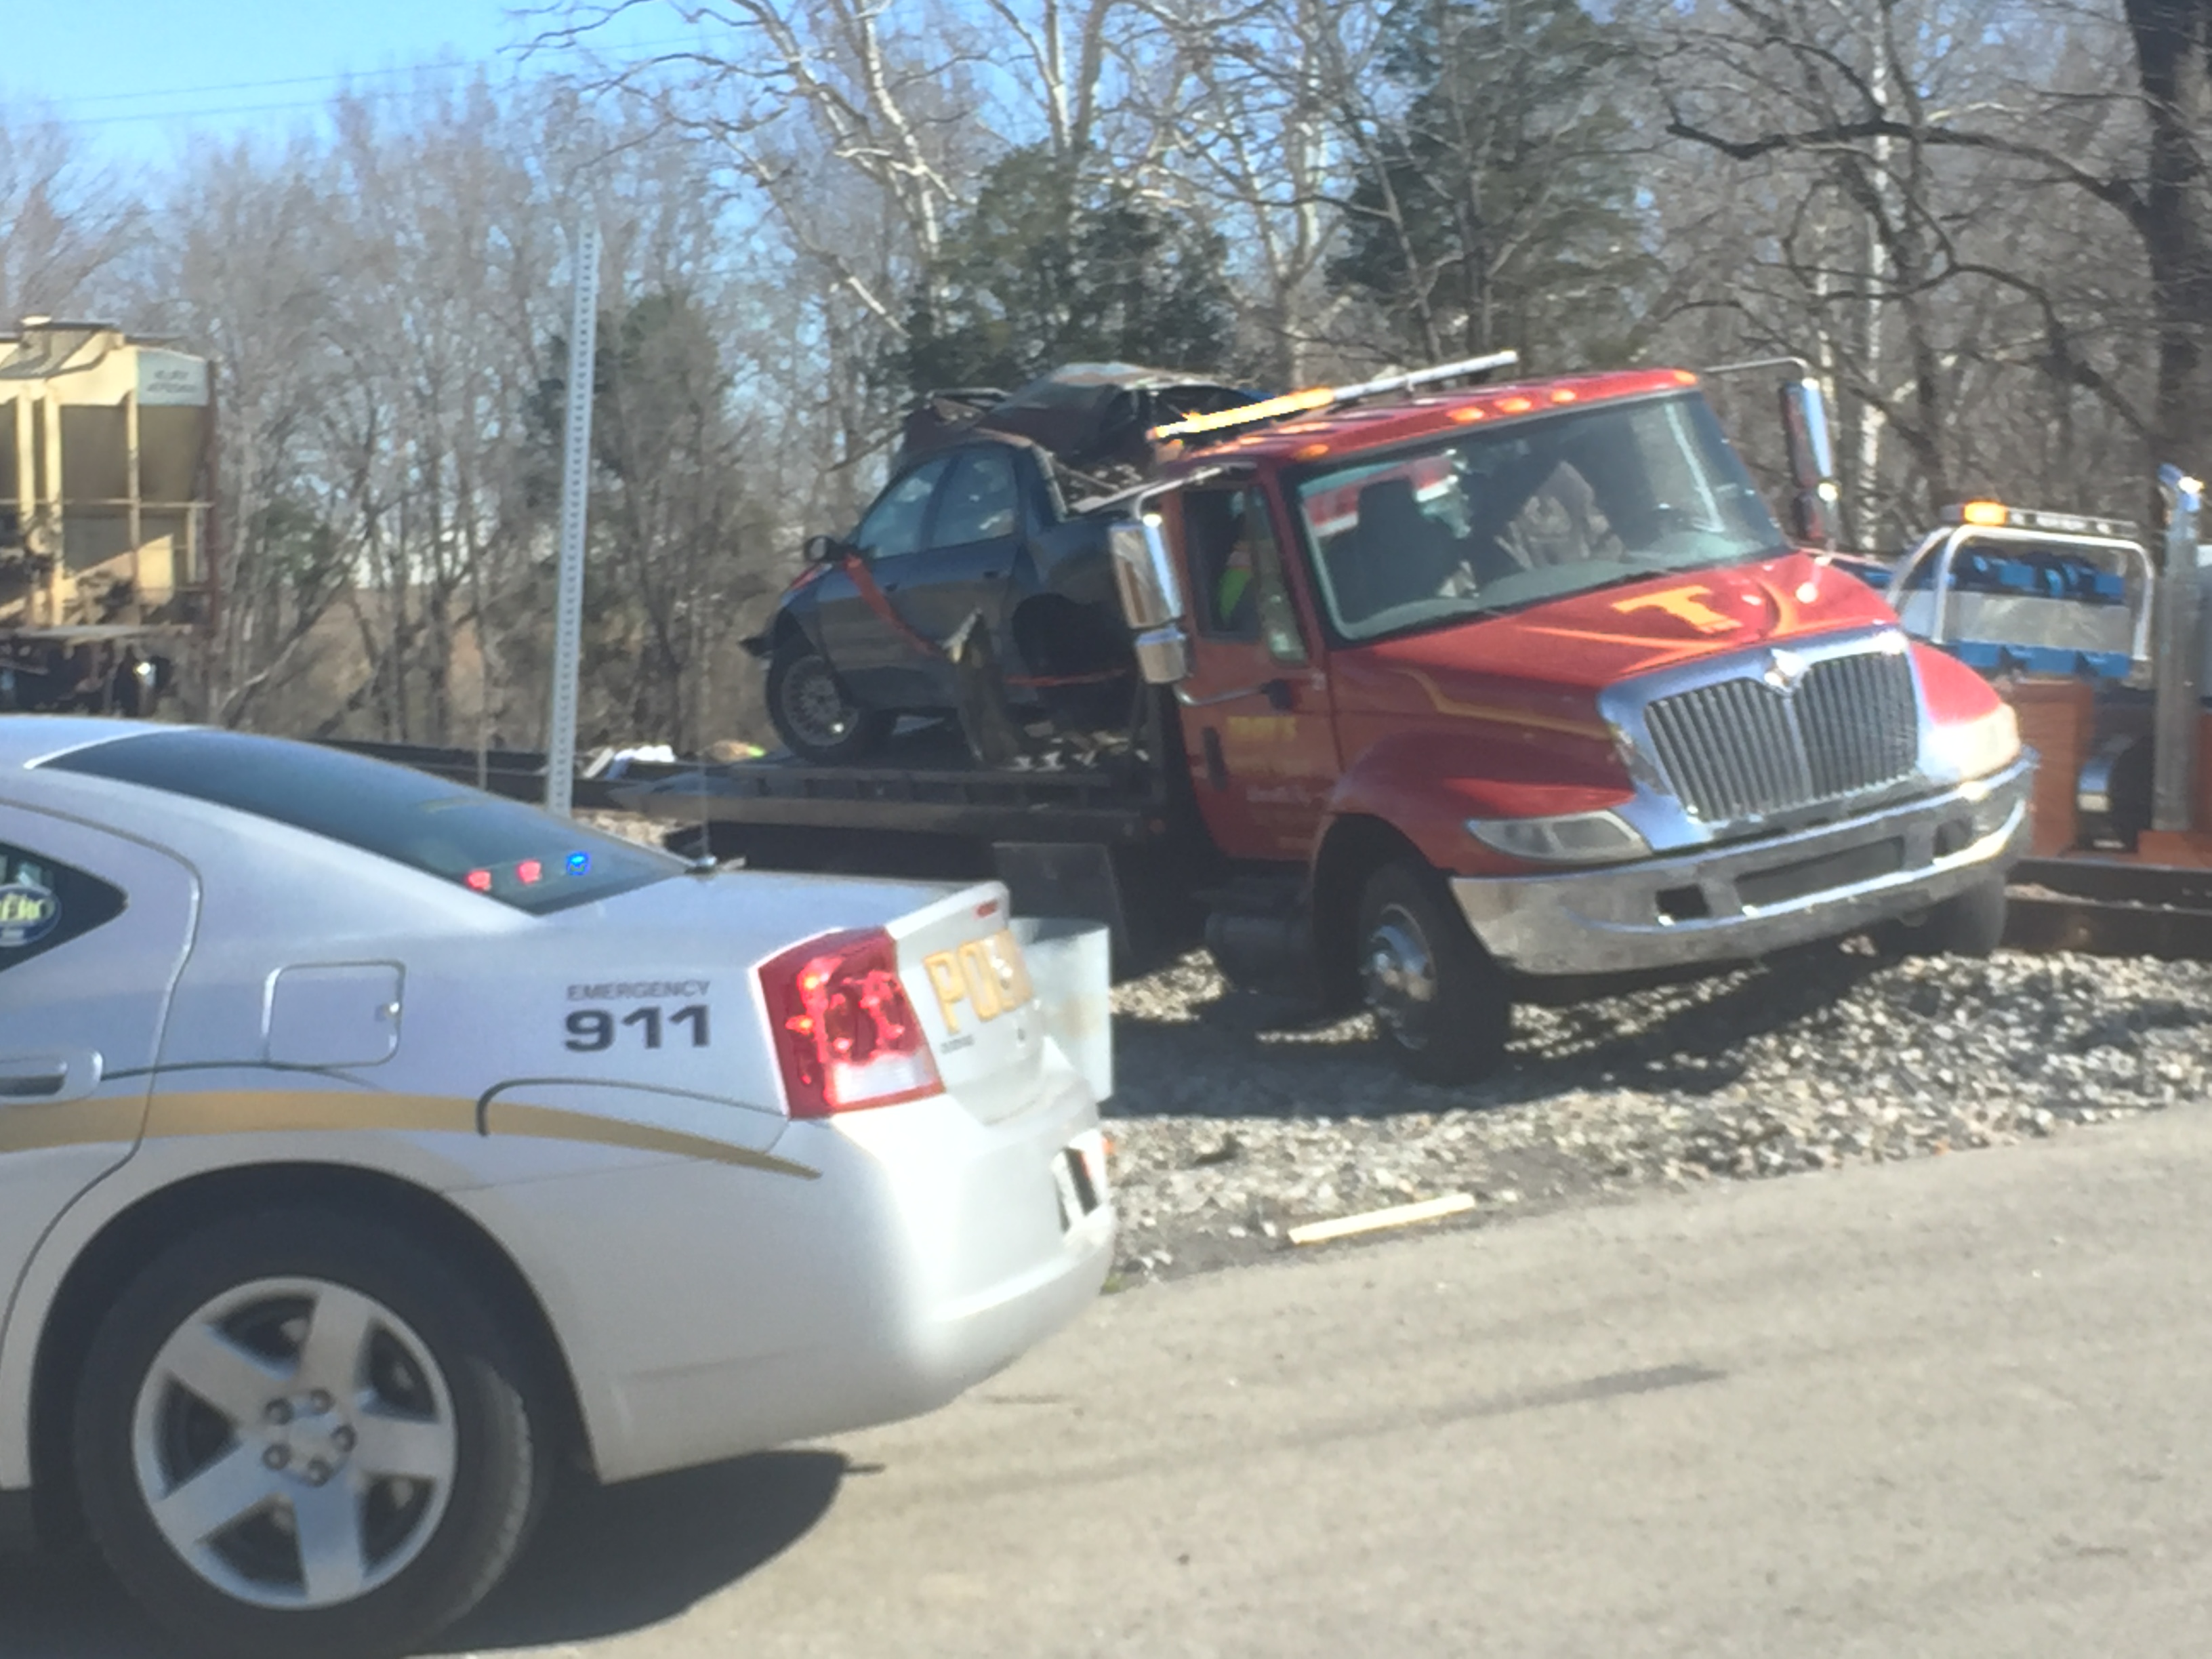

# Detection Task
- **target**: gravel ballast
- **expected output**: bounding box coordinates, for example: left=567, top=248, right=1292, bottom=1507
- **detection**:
left=582, top=813, right=2209, bottom=1284
left=1103, top=943, right=2212, bottom=1280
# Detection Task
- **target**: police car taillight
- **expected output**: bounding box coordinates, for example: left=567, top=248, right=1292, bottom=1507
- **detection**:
left=760, top=928, right=943, bottom=1118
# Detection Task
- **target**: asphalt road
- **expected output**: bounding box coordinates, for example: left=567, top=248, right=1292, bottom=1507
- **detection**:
left=10, top=1106, right=2212, bottom=1658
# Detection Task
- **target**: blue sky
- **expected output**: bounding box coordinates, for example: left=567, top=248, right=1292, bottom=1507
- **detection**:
left=5, top=1, right=671, bottom=164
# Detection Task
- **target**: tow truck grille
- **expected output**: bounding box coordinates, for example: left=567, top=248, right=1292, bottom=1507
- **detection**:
left=1643, top=649, right=1919, bottom=823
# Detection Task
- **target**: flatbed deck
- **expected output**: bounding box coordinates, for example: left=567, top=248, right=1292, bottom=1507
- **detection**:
left=614, top=751, right=1170, bottom=845
left=335, top=739, right=2212, bottom=962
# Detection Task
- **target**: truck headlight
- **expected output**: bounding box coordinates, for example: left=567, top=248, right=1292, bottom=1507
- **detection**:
left=1927, top=703, right=2021, bottom=781
left=1467, top=810, right=1650, bottom=864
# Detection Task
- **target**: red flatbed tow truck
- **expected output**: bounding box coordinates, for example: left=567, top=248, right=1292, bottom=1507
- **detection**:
left=620, top=355, right=2034, bottom=1080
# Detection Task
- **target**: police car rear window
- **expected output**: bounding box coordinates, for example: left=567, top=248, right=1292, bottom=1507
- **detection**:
left=41, top=729, right=682, bottom=915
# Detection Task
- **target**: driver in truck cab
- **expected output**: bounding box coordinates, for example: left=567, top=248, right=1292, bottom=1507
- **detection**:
left=1194, top=491, right=1264, bottom=636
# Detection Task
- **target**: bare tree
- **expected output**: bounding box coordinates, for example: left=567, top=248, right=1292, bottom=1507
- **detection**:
left=0, top=110, right=143, bottom=321
left=1131, top=0, right=1382, bottom=383
left=1658, top=0, right=2207, bottom=535
left=1, top=0, right=2183, bottom=752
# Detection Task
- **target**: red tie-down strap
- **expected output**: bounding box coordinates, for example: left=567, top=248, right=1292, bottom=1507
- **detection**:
left=838, top=553, right=1132, bottom=689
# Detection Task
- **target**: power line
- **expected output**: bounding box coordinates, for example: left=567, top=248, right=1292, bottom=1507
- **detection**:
left=63, top=88, right=461, bottom=129
left=56, top=56, right=501, bottom=107
left=28, top=32, right=703, bottom=129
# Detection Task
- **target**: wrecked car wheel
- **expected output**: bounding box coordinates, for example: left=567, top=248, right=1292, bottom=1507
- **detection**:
left=767, top=636, right=889, bottom=764
left=1357, top=862, right=1511, bottom=1085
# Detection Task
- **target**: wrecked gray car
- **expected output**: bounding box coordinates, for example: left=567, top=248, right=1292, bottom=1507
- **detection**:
left=746, top=364, right=1259, bottom=762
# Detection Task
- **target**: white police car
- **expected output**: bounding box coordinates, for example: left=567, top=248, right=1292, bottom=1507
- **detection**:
left=0, top=718, right=1111, bottom=1658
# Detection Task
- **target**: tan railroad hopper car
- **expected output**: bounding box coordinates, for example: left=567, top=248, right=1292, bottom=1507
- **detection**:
left=0, top=318, right=213, bottom=713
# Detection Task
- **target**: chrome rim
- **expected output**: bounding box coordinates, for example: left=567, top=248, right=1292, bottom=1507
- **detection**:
left=1364, top=902, right=1439, bottom=1048
left=783, top=655, right=859, bottom=749
left=130, top=1277, right=458, bottom=1611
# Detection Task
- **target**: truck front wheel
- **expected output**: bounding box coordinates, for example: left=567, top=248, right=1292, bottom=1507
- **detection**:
left=1356, top=862, right=1512, bottom=1084
left=1886, top=874, right=2009, bottom=958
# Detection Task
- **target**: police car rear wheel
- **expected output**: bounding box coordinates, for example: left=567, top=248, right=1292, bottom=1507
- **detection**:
left=75, top=1208, right=548, bottom=1659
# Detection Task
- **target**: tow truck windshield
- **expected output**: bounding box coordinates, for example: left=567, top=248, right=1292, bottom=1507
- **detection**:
left=1294, top=392, right=1784, bottom=642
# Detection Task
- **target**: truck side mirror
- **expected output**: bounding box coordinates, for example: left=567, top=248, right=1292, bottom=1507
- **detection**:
left=802, top=533, right=848, bottom=565
left=1778, top=377, right=1841, bottom=551
left=1787, top=490, right=1837, bottom=547
left=1109, top=514, right=1194, bottom=686
left=1108, top=515, right=1185, bottom=628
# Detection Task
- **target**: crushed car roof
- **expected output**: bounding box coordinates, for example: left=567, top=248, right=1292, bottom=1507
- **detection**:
left=896, top=363, right=1266, bottom=482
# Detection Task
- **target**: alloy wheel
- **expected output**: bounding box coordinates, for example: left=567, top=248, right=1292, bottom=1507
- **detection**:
left=129, top=1277, right=459, bottom=1611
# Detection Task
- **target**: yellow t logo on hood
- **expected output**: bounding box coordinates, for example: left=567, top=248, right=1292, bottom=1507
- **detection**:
left=1611, top=584, right=1740, bottom=634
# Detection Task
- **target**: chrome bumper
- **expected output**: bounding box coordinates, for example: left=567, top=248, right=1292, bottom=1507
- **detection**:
left=1451, top=757, right=2033, bottom=977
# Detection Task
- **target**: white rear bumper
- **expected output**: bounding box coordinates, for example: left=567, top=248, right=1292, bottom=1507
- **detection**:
left=469, top=1065, right=1112, bottom=1486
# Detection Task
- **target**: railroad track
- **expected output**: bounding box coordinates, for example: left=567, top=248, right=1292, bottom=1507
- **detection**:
left=2004, top=858, right=2212, bottom=961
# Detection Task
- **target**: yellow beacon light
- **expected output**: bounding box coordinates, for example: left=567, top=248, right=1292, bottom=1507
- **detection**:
left=1960, top=499, right=2009, bottom=527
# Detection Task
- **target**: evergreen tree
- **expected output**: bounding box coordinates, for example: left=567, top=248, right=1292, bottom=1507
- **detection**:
left=1330, top=0, right=1655, bottom=367
left=899, top=145, right=1237, bottom=392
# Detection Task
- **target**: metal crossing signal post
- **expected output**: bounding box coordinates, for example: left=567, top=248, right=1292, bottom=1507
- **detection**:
left=545, top=216, right=600, bottom=817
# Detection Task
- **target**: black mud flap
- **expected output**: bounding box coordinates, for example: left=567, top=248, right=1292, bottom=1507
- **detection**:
left=0, top=1486, right=35, bottom=1553
left=992, top=840, right=1130, bottom=961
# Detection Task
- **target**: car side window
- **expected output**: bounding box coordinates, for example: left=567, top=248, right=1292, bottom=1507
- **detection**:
left=930, top=449, right=1021, bottom=548
left=853, top=457, right=951, bottom=562
left=0, top=840, right=127, bottom=977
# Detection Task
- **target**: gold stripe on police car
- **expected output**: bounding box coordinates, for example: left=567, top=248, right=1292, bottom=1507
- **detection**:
left=922, top=927, right=1035, bottom=1033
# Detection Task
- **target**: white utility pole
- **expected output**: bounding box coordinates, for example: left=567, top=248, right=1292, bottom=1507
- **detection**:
left=1856, top=28, right=1890, bottom=551
left=545, top=214, right=600, bottom=817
